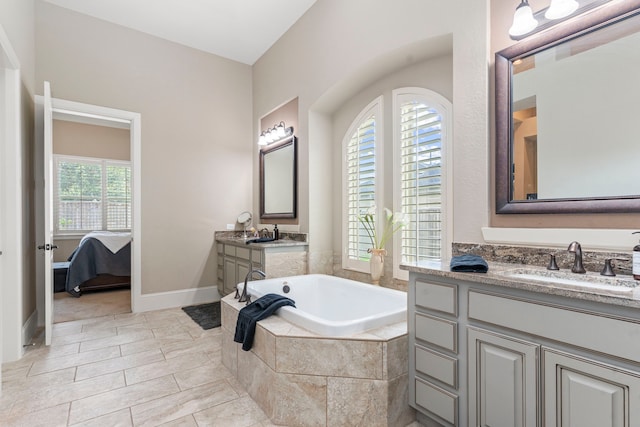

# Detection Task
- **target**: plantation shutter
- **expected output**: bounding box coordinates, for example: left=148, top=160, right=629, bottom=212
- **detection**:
left=55, top=156, right=131, bottom=233
left=399, top=101, right=443, bottom=263
left=346, top=115, right=376, bottom=262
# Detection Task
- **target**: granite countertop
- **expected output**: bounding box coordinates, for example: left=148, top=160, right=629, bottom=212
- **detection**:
left=215, top=235, right=308, bottom=248
left=401, top=260, right=640, bottom=309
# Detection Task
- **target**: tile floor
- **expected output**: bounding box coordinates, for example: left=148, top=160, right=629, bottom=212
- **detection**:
left=1, top=304, right=423, bottom=426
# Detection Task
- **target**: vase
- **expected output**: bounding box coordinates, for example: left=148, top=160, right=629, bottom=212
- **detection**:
left=368, top=248, right=387, bottom=285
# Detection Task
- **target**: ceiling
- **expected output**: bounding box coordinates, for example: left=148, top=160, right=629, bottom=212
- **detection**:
left=43, top=0, right=317, bottom=65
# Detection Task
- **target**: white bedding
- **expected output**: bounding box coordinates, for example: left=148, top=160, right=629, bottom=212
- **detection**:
left=80, top=231, right=131, bottom=254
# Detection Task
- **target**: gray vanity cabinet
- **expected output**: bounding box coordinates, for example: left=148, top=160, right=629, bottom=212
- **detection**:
left=467, top=327, right=538, bottom=427
left=409, top=271, right=640, bottom=427
left=216, top=239, right=307, bottom=297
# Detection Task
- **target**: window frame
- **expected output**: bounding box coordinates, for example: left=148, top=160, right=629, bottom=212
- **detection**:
left=341, top=96, right=384, bottom=273
left=392, top=88, right=453, bottom=281
left=53, top=154, right=132, bottom=236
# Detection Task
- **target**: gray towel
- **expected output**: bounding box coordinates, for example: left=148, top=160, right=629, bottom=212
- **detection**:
left=450, top=254, right=488, bottom=273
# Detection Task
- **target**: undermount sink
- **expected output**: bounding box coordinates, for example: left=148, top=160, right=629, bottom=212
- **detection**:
left=498, top=268, right=638, bottom=297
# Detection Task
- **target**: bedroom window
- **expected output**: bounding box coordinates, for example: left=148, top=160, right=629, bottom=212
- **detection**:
left=393, top=88, right=452, bottom=280
left=342, top=97, right=383, bottom=273
left=54, top=155, right=131, bottom=234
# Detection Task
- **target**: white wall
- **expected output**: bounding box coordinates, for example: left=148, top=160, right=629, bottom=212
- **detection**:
left=253, top=0, right=489, bottom=270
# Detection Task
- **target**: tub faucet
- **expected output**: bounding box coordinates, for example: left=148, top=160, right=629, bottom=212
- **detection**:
left=567, top=241, right=586, bottom=274
left=237, top=269, right=266, bottom=305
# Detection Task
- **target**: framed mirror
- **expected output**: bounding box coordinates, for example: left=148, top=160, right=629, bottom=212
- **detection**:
left=260, top=135, right=297, bottom=219
left=496, top=1, right=640, bottom=213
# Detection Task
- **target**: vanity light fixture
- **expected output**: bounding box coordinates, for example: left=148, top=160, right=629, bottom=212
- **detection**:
left=508, top=0, right=611, bottom=39
left=509, top=0, right=539, bottom=37
left=257, top=121, right=294, bottom=146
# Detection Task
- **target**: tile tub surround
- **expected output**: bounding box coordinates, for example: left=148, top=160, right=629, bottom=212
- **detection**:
left=221, top=294, right=415, bottom=427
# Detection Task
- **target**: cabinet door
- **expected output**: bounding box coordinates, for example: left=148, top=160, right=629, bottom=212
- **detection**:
left=236, top=259, right=251, bottom=296
left=223, top=258, right=237, bottom=296
left=468, top=327, right=539, bottom=427
left=544, top=348, right=640, bottom=427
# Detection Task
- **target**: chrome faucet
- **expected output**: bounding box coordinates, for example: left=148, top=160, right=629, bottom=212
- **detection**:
left=236, top=269, right=266, bottom=305
left=567, top=241, right=586, bottom=274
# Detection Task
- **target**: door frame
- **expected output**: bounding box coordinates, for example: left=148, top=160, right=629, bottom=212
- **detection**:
left=35, top=96, right=142, bottom=329
left=0, top=23, right=23, bottom=368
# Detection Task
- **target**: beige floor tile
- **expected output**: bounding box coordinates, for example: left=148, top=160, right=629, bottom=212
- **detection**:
left=161, top=334, right=222, bottom=360
left=1, top=402, right=70, bottom=427
left=79, top=329, right=154, bottom=352
left=193, top=395, right=269, bottom=427
left=172, top=359, right=234, bottom=390
left=29, top=345, right=121, bottom=376
left=51, top=327, right=118, bottom=347
left=2, top=366, right=76, bottom=394
left=125, top=351, right=209, bottom=386
left=119, top=333, right=195, bottom=356
left=130, top=379, right=239, bottom=427
left=158, top=414, right=198, bottom=426
left=69, top=408, right=133, bottom=427
left=68, top=375, right=179, bottom=425
left=76, top=348, right=165, bottom=381
left=10, top=371, right=125, bottom=417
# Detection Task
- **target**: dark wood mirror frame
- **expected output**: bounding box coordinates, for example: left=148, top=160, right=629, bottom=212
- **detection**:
left=496, top=1, right=640, bottom=214
left=260, top=135, right=297, bottom=220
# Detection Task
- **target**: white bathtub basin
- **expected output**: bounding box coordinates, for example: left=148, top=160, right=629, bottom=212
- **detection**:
left=237, top=274, right=407, bottom=336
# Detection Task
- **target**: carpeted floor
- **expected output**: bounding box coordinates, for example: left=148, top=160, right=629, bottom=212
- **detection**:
left=182, top=301, right=222, bottom=330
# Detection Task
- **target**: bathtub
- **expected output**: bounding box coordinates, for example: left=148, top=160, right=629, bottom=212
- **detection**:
left=237, top=274, right=407, bottom=336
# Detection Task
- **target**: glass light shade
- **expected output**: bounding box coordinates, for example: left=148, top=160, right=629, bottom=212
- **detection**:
left=509, top=0, right=538, bottom=37
left=276, top=122, right=286, bottom=137
left=545, top=0, right=579, bottom=20
left=258, top=132, right=267, bottom=145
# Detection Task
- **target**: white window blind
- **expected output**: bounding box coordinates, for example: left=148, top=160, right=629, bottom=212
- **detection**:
left=346, top=116, right=376, bottom=262
left=399, top=100, right=443, bottom=263
left=343, top=98, right=382, bottom=272
left=54, top=155, right=131, bottom=234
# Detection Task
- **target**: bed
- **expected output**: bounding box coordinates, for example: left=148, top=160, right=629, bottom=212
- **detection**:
left=66, top=231, right=131, bottom=297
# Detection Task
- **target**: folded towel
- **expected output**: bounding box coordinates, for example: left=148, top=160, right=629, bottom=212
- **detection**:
left=450, top=254, right=489, bottom=273
left=234, top=293, right=296, bottom=351
left=246, top=237, right=276, bottom=244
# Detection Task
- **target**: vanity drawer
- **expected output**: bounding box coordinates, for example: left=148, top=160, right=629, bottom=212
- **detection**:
left=236, top=247, right=251, bottom=260
left=415, top=313, right=457, bottom=353
left=224, top=245, right=236, bottom=257
left=468, top=291, right=640, bottom=363
left=415, top=344, right=457, bottom=388
left=415, top=280, right=457, bottom=315
left=415, top=377, right=458, bottom=425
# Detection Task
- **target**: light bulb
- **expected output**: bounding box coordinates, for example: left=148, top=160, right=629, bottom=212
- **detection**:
left=545, top=0, right=579, bottom=20
left=509, top=0, right=538, bottom=37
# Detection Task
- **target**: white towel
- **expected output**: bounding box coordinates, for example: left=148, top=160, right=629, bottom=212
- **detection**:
left=80, top=231, right=131, bottom=254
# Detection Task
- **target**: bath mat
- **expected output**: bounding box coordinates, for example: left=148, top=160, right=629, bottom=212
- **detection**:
left=182, top=301, right=221, bottom=330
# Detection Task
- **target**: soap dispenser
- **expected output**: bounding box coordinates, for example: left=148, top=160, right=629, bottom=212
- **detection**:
left=633, top=231, right=640, bottom=280
left=273, top=224, right=279, bottom=240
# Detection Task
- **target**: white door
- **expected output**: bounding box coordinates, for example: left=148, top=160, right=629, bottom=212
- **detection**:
left=41, top=81, right=55, bottom=346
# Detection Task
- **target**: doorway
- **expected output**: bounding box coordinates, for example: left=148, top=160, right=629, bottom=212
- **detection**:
left=35, top=94, right=141, bottom=343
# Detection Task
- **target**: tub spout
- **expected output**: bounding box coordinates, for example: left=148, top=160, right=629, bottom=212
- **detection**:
left=237, top=269, right=266, bottom=305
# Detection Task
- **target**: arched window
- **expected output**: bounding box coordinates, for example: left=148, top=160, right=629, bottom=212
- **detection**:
left=393, top=88, right=452, bottom=280
left=342, top=97, right=383, bottom=272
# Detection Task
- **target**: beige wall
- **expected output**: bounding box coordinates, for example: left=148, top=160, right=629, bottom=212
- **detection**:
left=490, top=0, right=637, bottom=228
left=53, top=120, right=130, bottom=160
left=253, top=0, right=489, bottom=271
left=35, top=1, right=254, bottom=294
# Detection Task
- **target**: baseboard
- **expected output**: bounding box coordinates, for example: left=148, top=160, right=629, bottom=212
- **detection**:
left=22, top=309, right=39, bottom=349
left=133, top=285, right=221, bottom=313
